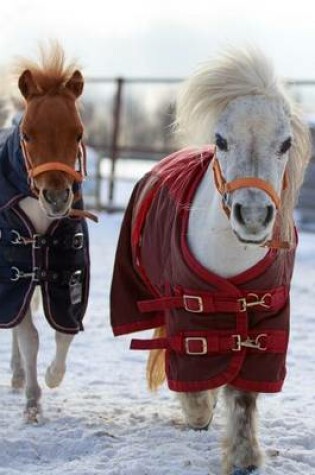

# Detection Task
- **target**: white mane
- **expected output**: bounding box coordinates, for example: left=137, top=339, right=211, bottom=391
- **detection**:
left=176, top=47, right=311, bottom=243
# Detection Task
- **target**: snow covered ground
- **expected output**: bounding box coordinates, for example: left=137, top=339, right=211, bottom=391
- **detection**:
left=0, top=214, right=314, bottom=475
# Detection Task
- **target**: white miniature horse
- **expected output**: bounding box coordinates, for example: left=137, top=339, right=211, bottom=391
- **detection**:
left=7, top=45, right=94, bottom=423
left=147, top=49, right=311, bottom=474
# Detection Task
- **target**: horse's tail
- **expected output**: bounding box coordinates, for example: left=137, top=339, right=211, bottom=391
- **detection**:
left=146, top=326, right=167, bottom=391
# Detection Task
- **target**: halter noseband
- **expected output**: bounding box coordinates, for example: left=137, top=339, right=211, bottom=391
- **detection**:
left=211, top=151, right=290, bottom=249
left=20, top=137, right=87, bottom=185
left=20, top=136, right=98, bottom=223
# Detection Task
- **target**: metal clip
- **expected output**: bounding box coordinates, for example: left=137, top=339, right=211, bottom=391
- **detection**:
left=238, top=293, right=272, bottom=312
left=11, top=230, right=27, bottom=245
left=232, top=334, right=268, bottom=352
left=10, top=266, right=38, bottom=282
left=72, top=233, right=84, bottom=250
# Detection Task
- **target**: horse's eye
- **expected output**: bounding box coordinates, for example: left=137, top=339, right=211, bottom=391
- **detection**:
left=215, top=133, right=228, bottom=151
left=77, top=133, right=83, bottom=142
left=278, top=137, right=292, bottom=155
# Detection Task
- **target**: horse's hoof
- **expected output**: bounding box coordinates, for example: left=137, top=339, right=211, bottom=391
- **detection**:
left=190, top=415, right=212, bottom=431
left=24, top=406, right=42, bottom=424
left=194, top=422, right=210, bottom=431
left=45, top=364, right=65, bottom=388
left=232, top=466, right=260, bottom=475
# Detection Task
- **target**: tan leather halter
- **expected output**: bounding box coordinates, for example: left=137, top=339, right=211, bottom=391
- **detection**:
left=20, top=137, right=98, bottom=223
left=211, top=153, right=290, bottom=249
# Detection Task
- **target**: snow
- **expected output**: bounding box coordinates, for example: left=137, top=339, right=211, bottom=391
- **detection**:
left=0, top=215, right=314, bottom=475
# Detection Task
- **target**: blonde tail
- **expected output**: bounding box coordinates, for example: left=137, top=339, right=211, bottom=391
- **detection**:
left=146, top=326, right=166, bottom=391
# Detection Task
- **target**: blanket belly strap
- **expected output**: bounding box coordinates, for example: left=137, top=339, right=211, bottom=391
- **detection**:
left=130, top=330, right=288, bottom=355
left=0, top=265, right=84, bottom=284
left=0, top=228, right=85, bottom=250
left=137, top=286, right=288, bottom=314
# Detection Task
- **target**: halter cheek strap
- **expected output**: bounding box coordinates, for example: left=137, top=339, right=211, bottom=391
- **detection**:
left=20, top=138, right=98, bottom=223
left=211, top=154, right=290, bottom=250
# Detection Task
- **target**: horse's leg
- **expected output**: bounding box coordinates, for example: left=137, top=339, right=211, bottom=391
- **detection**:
left=223, top=386, right=263, bottom=475
left=45, top=331, right=74, bottom=388
left=178, top=389, right=218, bottom=430
left=15, top=309, right=41, bottom=422
left=11, top=328, right=25, bottom=389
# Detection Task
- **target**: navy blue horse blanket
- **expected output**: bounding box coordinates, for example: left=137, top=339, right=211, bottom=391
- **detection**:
left=0, top=126, right=90, bottom=334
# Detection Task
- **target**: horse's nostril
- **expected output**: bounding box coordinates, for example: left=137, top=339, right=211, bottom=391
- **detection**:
left=60, top=188, right=70, bottom=203
left=43, top=189, right=54, bottom=205
left=264, top=205, right=274, bottom=226
left=233, top=203, right=275, bottom=228
left=233, top=203, right=245, bottom=225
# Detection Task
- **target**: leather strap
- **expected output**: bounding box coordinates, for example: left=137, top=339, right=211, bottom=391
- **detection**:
left=20, top=137, right=98, bottom=223
left=212, top=155, right=290, bottom=249
left=29, top=162, right=83, bottom=183
left=212, top=157, right=283, bottom=209
left=263, top=239, right=291, bottom=250
left=69, top=208, right=99, bottom=223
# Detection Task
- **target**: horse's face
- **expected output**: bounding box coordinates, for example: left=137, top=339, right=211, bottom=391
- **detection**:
left=18, top=70, right=84, bottom=219
left=214, top=95, right=291, bottom=245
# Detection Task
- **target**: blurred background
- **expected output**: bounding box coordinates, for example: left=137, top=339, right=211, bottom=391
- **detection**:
left=1, top=0, right=315, bottom=223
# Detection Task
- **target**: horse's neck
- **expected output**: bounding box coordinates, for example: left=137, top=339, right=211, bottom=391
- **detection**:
left=187, top=165, right=268, bottom=278
left=19, top=197, right=51, bottom=234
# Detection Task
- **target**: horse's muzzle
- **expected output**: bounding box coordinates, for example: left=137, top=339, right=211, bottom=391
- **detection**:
left=41, top=187, right=72, bottom=216
left=231, top=201, right=276, bottom=244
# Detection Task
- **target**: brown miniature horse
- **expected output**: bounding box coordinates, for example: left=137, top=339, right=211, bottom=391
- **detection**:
left=9, top=44, right=94, bottom=423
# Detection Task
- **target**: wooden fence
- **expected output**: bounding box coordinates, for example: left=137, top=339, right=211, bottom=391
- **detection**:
left=83, top=77, right=315, bottom=222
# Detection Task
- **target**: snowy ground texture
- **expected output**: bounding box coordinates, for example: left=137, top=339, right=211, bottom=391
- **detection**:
left=0, top=214, right=314, bottom=475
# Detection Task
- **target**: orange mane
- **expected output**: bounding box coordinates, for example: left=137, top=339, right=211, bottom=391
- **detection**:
left=14, top=42, right=80, bottom=96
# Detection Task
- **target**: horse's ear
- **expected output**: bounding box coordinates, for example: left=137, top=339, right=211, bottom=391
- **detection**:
left=65, top=70, right=84, bottom=98
left=18, top=70, right=39, bottom=99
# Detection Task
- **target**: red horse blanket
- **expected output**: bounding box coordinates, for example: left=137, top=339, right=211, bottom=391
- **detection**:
left=111, top=147, right=296, bottom=393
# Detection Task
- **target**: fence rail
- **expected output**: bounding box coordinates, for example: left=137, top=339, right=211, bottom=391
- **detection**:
left=83, top=77, right=315, bottom=216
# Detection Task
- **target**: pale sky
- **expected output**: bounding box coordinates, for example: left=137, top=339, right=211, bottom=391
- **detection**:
left=1, top=0, right=315, bottom=80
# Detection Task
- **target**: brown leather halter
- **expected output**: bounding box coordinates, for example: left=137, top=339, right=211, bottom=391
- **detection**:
left=211, top=152, right=290, bottom=249
left=20, top=137, right=98, bottom=223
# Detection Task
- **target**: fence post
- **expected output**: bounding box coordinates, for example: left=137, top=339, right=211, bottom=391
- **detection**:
left=108, top=77, right=123, bottom=210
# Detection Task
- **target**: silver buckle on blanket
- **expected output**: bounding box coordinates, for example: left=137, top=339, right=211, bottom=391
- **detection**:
left=238, top=293, right=272, bottom=312
left=183, top=295, right=203, bottom=313
left=32, top=234, right=48, bottom=249
left=232, top=334, right=268, bottom=352
left=10, top=266, right=39, bottom=282
left=185, top=337, right=208, bottom=355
